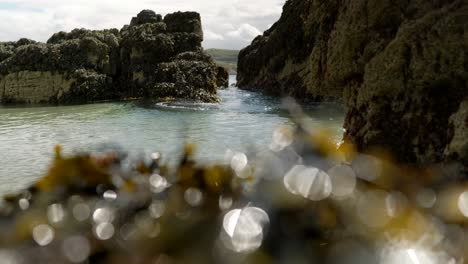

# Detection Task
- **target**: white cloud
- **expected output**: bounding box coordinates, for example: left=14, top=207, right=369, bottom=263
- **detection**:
left=205, top=30, right=225, bottom=41
left=226, top=24, right=262, bottom=41
left=0, top=0, right=285, bottom=49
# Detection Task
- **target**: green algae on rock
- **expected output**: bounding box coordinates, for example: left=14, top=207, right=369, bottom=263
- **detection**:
left=0, top=10, right=229, bottom=105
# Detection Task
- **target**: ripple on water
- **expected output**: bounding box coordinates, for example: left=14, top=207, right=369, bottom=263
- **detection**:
left=154, top=101, right=220, bottom=111
left=0, top=84, right=345, bottom=196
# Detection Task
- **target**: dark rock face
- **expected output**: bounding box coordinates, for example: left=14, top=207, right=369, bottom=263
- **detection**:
left=216, top=66, right=229, bottom=88
left=237, top=0, right=468, bottom=165
left=0, top=10, right=226, bottom=104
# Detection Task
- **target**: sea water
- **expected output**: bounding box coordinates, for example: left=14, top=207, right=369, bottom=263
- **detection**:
left=0, top=76, right=345, bottom=196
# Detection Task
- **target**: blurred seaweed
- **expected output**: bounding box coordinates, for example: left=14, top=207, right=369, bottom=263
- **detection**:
left=0, top=100, right=467, bottom=264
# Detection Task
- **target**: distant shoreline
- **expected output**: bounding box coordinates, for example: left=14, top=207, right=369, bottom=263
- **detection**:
left=205, top=48, right=239, bottom=75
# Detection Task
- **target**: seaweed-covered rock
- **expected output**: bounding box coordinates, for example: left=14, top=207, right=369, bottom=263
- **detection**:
left=47, top=28, right=120, bottom=44
left=174, top=51, right=213, bottom=63
left=0, top=36, right=117, bottom=104
left=130, top=9, right=162, bottom=26
left=0, top=39, right=37, bottom=62
left=164, top=11, right=203, bottom=40
left=146, top=59, right=218, bottom=102
left=0, top=10, right=225, bottom=105
left=238, top=0, right=468, bottom=165
left=171, top=32, right=203, bottom=54
left=119, top=10, right=221, bottom=101
left=216, top=66, right=229, bottom=88
left=0, top=43, right=15, bottom=62
left=343, top=2, right=468, bottom=164
left=59, top=69, right=114, bottom=104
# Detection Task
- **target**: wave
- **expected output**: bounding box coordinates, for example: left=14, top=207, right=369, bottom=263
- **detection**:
left=154, top=101, right=220, bottom=111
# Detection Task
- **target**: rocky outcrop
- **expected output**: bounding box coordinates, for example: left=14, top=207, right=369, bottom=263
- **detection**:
left=238, top=0, right=468, bottom=166
left=0, top=10, right=227, bottom=105
left=0, top=33, right=116, bottom=104
left=119, top=10, right=226, bottom=101
left=216, top=66, right=229, bottom=88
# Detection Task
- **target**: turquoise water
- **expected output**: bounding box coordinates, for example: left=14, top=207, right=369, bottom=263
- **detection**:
left=0, top=76, right=345, bottom=196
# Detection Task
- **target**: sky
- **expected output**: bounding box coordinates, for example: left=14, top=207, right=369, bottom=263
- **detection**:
left=0, top=0, right=285, bottom=50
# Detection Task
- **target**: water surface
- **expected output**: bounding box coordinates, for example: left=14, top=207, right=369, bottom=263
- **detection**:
left=0, top=76, right=345, bottom=196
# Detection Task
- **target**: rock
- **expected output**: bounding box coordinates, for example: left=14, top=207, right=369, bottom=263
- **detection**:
left=0, top=39, right=37, bottom=62
left=174, top=51, right=213, bottom=62
left=119, top=10, right=220, bottom=102
left=0, top=10, right=226, bottom=105
left=145, top=57, right=219, bottom=102
left=0, top=43, right=15, bottom=62
left=216, top=66, right=229, bottom=88
left=238, top=0, right=341, bottom=98
left=0, top=71, right=74, bottom=104
left=164, top=12, right=203, bottom=40
left=130, top=10, right=162, bottom=26
left=59, top=69, right=114, bottom=104
left=47, top=28, right=120, bottom=44
left=0, top=34, right=117, bottom=105
left=0, top=69, right=112, bottom=105
left=343, top=1, right=467, bottom=164
left=171, top=32, right=203, bottom=54
left=445, top=100, right=468, bottom=166
left=237, top=0, right=468, bottom=165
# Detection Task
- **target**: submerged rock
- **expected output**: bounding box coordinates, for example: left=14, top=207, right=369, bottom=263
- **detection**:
left=237, top=0, right=468, bottom=165
left=0, top=10, right=227, bottom=105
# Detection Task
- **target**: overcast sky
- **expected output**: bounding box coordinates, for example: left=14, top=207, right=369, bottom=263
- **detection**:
left=0, top=0, right=285, bottom=49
